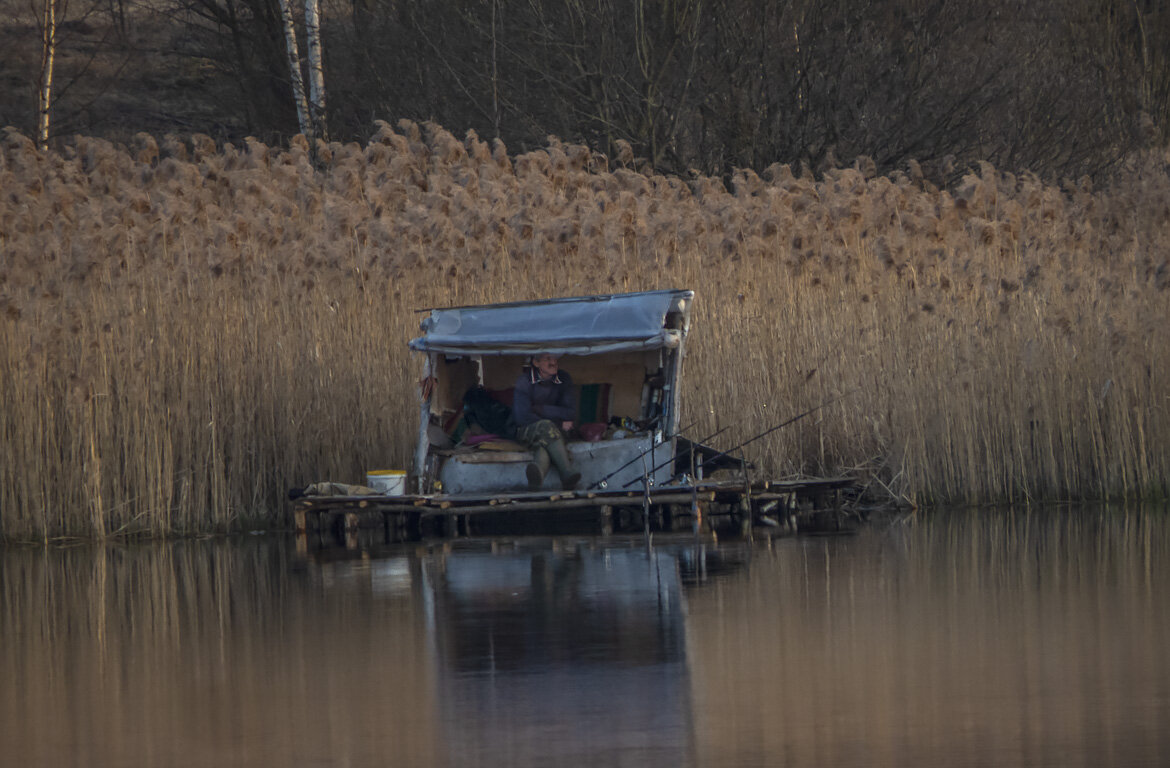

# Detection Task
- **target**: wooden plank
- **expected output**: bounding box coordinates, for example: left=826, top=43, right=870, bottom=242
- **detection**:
left=308, top=502, right=431, bottom=514
left=765, top=477, right=853, bottom=490
left=419, top=491, right=714, bottom=517
left=292, top=477, right=848, bottom=508
left=290, top=478, right=848, bottom=517
left=448, top=451, right=531, bottom=464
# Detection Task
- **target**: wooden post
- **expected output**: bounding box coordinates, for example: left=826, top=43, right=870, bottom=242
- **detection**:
left=739, top=456, right=754, bottom=541
left=414, top=358, right=435, bottom=493
left=641, top=468, right=652, bottom=537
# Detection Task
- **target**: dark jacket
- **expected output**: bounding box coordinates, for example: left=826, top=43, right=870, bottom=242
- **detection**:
left=513, top=367, right=576, bottom=426
left=461, top=386, right=517, bottom=438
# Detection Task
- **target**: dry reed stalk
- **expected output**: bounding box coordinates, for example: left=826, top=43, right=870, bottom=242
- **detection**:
left=1, top=125, right=1169, bottom=538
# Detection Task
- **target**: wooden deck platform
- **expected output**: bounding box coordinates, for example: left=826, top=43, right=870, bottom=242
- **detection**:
left=294, top=476, right=857, bottom=548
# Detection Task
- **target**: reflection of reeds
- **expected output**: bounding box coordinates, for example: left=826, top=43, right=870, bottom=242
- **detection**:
left=0, top=540, right=438, bottom=764
left=688, top=509, right=1170, bottom=767
left=2, top=122, right=1169, bottom=538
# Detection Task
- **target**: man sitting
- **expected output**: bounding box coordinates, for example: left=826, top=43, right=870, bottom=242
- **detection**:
left=513, top=353, right=582, bottom=490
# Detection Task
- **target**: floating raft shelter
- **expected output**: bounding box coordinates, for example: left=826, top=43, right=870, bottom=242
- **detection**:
left=293, top=289, right=859, bottom=546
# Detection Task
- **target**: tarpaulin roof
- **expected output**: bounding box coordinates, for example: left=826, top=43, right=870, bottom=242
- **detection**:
left=409, top=289, right=694, bottom=356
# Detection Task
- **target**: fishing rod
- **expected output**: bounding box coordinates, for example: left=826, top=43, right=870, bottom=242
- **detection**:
left=588, top=418, right=702, bottom=490
left=620, top=391, right=856, bottom=489
left=587, top=418, right=721, bottom=490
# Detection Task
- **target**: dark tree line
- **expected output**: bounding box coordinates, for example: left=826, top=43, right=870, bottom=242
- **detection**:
left=4, top=0, right=1168, bottom=180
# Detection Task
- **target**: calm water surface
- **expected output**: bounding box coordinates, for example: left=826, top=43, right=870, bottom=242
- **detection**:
left=3, top=508, right=1169, bottom=767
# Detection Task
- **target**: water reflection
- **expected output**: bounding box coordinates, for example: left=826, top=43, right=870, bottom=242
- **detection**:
left=2, top=508, right=1169, bottom=768
left=419, top=542, right=703, bottom=767
left=0, top=540, right=441, bottom=767
left=686, top=508, right=1170, bottom=768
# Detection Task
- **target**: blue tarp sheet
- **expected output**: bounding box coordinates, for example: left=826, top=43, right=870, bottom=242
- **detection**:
left=409, top=289, right=693, bottom=355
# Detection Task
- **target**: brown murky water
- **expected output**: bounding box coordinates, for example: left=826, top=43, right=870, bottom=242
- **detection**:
left=3, top=508, right=1169, bottom=767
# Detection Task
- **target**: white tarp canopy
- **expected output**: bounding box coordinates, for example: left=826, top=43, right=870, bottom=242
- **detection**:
left=409, top=289, right=694, bottom=356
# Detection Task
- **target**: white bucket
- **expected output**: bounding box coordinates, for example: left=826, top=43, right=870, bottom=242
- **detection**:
left=366, top=469, right=407, bottom=496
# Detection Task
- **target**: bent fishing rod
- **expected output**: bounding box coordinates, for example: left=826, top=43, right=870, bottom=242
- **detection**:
left=620, top=391, right=857, bottom=489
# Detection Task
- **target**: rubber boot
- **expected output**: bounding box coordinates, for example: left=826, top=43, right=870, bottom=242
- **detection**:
left=526, top=446, right=550, bottom=490
left=546, top=439, right=582, bottom=490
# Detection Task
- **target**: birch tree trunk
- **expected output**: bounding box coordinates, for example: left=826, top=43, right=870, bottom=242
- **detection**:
left=304, top=0, right=328, bottom=143
left=36, top=0, right=58, bottom=151
left=278, top=0, right=313, bottom=142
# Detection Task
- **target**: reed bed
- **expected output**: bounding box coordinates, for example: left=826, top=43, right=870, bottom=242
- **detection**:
left=1, top=121, right=1168, bottom=539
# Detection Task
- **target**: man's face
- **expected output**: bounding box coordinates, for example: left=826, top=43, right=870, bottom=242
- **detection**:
left=534, top=354, right=559, bottom=379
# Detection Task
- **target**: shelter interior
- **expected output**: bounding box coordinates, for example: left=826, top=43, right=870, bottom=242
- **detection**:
left=428, top=350, right=675, bottom=442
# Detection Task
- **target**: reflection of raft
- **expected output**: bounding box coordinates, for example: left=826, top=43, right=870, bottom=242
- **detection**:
left=421, top=542, right=695, bottom=766
left=292, top=475, right=856, bottom=546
